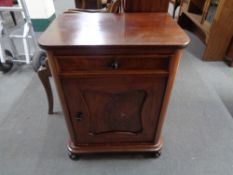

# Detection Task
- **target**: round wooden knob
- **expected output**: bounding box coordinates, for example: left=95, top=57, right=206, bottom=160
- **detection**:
left=110, top=61, right=119, bottom=69
left=75, top=112, right=83, bottom=121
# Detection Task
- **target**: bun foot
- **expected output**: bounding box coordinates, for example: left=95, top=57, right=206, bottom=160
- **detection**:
left=151, top=150, right=161, bottom=158
left=68, top=152, right=79, bottom=160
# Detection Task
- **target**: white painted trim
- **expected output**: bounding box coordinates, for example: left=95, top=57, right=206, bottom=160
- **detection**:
left=24, top=0, right=55, bottom=19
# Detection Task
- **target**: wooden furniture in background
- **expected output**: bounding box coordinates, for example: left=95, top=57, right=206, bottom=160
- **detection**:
left=39, top=13, right=189, bottom=159
left=178, top=0, right=233, bottom=62
left=123, top=0, right=170, bottom=12
left=187, top=0, right=206, bottom=14
left=226, top=39, right=233, bottom=67
left=74, top=0, right=102, bottom=9
left=170, top=0, right=183, bottom=18
left=67, top=0, right=121, bottom=13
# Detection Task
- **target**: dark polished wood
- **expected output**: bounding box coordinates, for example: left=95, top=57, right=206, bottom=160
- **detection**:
left=170, top=0, right=183, bottom=18
left=123, top=0, right=170, bottom=12
left=37, top=61, right=53, bottom=114
left=66, top=0, right=122, bottom=13
left=187, top=0, right=206, bottom=14
left=61, top=75, right=167, bottom=144
left=39, top=13, right=189, bottom=157
left=39, top=13, right=189, bottom=49
left=226, top=38, right=233, bottom=67
left=56, top=55, right=170, bottom=72
left=74, top=0, right=102, bottom=9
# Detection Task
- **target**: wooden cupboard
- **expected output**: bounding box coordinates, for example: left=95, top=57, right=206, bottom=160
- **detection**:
left=38, top=13, right=189, bottom=159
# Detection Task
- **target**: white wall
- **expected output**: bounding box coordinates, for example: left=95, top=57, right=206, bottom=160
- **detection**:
left=24, top=0, right=55, bottom=19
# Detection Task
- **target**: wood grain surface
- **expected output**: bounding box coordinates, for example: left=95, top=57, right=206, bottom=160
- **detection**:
left=38, top=13, right=189, bottom=49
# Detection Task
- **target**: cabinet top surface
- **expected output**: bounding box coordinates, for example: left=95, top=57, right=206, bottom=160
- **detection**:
left=38, top=13, right=190, bottom=49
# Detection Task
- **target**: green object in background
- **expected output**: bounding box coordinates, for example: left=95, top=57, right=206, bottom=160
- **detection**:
left=31, top=13, right=56, bottom=32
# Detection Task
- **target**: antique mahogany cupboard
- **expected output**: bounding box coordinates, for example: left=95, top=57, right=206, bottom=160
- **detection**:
left=39, top=11, right=189, bottom=159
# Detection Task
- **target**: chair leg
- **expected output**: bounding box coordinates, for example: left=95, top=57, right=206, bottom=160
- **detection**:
left=37, top=66, right=53, bottom=114
left=81, top=0, right=85, bottom=8
left=74, top=0, right=85, bottom=8
left=172, top=7, right=176, bottom=18
left=97, top=0, right=102, bottom=9
left=173, top=4, right=179, bottom=18
left=10, top=11, right=17, bottom=26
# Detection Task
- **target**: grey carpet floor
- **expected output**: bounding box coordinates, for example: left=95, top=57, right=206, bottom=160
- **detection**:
left=0, top=30, right=233, bottom=175
left=1, top=1, right=233, bottom=174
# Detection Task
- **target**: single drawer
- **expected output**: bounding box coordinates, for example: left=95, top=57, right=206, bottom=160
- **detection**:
left=56, top=55, right=170, bottom=73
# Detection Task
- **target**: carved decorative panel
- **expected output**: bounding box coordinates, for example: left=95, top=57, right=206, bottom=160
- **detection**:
left=83, top=90, right=147, bottom=135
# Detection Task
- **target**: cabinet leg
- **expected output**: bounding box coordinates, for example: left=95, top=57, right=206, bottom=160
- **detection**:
left=68, top=152, right=79, bottom=160
left=151, top=150, right=161, bottom=158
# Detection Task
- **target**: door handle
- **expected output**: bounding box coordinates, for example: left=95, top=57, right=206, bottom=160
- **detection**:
left=75, top=112, right=83, bottom=121
left=110, top=60, right=119, bottom=69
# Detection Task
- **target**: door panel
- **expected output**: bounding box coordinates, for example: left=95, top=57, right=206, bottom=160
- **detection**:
left=61, top=74, right=167, bottom=144
left=84, top=89, right=146, bottom=135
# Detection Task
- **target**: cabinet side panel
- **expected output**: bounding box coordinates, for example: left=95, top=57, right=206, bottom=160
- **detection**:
left=155, top=50, right=183, bottom=143
left=47, top=52, right=77, bottom=144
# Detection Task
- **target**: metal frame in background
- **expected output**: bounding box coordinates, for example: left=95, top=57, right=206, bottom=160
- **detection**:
left=0, top=0, right=40, bottom=66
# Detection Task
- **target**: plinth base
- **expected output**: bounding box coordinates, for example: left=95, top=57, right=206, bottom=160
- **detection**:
left=67, top=138, right=163, bottom=160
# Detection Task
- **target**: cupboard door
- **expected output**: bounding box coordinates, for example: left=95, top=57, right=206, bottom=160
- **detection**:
left=61, top=74, right=167, bottom=145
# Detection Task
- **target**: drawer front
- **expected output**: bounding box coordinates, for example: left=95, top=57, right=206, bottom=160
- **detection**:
left=56, top=55, right=170, bottom=73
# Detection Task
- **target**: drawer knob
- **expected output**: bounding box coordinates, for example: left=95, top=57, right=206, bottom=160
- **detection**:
left=110, top=61, right=119, bottom=69
left=75, top=112, right=83, bottom=121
